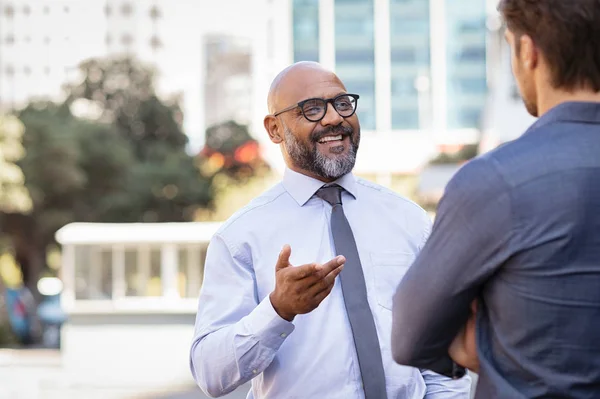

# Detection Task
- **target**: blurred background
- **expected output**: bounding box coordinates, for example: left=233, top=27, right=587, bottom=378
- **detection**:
left=0, top=0, right=535, bottom=398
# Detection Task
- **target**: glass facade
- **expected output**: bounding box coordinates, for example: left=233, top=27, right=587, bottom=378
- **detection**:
left=390, top=0, right=431, bottom=130
left=289, top=0, right=489, bottom=133
left=335, top=0, right=376, bottom=130
left=292, top=0, right=320, bottom=62
left=445, top=0, right=488, bottom=129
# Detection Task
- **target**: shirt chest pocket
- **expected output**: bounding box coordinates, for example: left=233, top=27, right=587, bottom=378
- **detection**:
left=370, top=251, right=416, bottom=311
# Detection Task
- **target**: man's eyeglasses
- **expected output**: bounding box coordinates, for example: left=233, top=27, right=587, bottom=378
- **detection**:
left=273, top=94, right=360, bottom=122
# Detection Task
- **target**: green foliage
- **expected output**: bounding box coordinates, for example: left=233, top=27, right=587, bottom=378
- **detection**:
left=428, top=144, right=479, bottom=165
left=64, top=57, right=187, bottom=156
left=0, top=56, right=215, bottom=297
left=0, top=115, right=31, bottom=213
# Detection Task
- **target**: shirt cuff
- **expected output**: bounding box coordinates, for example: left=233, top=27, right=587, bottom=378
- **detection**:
left=244, top=295, right=295, bottom=350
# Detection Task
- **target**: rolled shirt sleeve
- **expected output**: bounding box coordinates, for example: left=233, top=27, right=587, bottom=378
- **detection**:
left=190, top=234, right=294, bottom=397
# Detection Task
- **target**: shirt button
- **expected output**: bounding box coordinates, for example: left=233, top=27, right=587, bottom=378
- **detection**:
left=280, top=333, right=287, bottom=338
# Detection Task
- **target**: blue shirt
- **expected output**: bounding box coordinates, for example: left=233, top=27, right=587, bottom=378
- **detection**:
left=392, top=101, right=600, bottom=398
left=190, top=168, right=471, bottom=399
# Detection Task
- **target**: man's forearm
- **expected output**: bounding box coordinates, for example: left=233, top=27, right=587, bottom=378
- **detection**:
left=190, top=297, right=294, bottom=397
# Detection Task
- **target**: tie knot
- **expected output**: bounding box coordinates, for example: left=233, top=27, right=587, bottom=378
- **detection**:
left=316, top=184, right=343, bottom=206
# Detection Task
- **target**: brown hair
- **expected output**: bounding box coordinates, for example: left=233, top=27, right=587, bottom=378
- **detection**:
left=498, top=0, right=600, bottom=92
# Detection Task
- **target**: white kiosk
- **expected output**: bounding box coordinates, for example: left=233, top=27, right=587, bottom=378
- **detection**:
left=55, top=222, right=221, bottom=396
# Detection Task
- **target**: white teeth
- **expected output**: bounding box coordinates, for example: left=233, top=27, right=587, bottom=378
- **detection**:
left=319, top=135, right=343, bottom=143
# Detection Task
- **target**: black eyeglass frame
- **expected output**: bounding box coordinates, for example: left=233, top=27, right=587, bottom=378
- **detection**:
left=272, top=93, right=360, bottom=122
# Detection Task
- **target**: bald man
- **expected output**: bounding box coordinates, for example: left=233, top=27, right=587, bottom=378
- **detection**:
left=189, top=62, right=471, bottom=399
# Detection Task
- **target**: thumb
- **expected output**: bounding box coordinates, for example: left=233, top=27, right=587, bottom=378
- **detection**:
left=276, top=245, right=292, bottom=272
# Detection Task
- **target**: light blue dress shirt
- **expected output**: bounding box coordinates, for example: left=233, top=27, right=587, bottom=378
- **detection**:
left=190, top=168, right=471, bottom=399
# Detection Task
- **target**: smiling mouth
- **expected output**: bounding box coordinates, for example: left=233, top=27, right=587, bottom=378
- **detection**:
left=317, top=135, right=343, bottom=144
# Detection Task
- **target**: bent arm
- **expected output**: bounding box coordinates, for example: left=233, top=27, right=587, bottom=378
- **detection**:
left=190, top=234, right=294, bottom=397
left=392, top=157, right=514, bottom=377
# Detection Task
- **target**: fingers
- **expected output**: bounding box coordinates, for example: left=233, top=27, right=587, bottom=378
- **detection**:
left=276, top=245, right=292, bottom=272
left=312, top=278, right=337, bottom=305
left=308, top=262, right=343, bottom=296
left=289, top=255, right=345, bottom=282
left=470, top=298, right=479, bottom=314
left=288, top=263, right=319, bottom=280
left=315, top=255, right=345, bottom=277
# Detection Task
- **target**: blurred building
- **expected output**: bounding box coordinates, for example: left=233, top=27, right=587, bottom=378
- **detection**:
left=0, top=0, right=287, bottom=155
left=0, top=0, right=529, bottom=184
left=285, top=0, right=490, bottom=181
left=0, top=0, right=106, bottom=107
left=203, top=34, right=253, bottom=128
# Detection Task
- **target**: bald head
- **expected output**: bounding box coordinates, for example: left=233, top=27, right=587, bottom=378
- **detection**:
left=267, top=62, right=345, bottom=114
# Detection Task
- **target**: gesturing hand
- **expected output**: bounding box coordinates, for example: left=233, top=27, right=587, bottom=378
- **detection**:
left=269, top=245, right=345, bottom=322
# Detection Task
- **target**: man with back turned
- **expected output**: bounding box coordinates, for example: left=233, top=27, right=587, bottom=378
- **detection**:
left=391, top=1, right=600, bottom=398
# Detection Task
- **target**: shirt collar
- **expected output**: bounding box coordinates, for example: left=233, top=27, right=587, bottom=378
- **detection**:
left=526, top=101, right=600, bottom=133
left=282, top=167, right=358, bottom=206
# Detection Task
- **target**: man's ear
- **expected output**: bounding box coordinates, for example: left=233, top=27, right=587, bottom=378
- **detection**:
left=519, top=34, right=538, bottom=71
left=264, top=115, right=283, bottom=144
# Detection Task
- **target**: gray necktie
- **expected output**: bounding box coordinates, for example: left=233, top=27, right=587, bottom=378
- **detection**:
left=316, top=184, right=387, bottom=399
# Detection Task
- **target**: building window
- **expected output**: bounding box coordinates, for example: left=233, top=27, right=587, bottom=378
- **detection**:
left=5, top=35, right=15, bottom=45
left=121, top=34, right=133, bottom=46
left=23, top=5, right=31, bottom=15
left=4, top=5, right=14, bottom=18
left=43, top=5, right=49, bottom=15
left=391, top=0, right=431, bottom=130
left=445, top=0, right=488, bottom=129
left=104, top=5, right=112, bottom=16
left=121, top=2, right=133, bottom=16
left=456, top=78, right=488, bottom=94
left=456, top=47, right=486, bottom=62
left=105, top=34, right=112, bottom=45
left=149, top=5, right=161, bottom=20
left=23, top=66, right=31, bottom=75
left=4, top=65, right=15, bottom=77
left=150, top=35, right=162, bottom=50
left=292, top=0, right=319, bottom=62
left=335, top=0, right=376, bottom=130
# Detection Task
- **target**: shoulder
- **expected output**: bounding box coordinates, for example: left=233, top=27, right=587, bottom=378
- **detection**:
left=215, top=183, right=289, bottom=240
left=438, top=152, right=514, bottom=219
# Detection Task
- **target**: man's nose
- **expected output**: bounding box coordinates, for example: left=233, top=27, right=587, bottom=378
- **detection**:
left=320, top=102, right=344, bottom=127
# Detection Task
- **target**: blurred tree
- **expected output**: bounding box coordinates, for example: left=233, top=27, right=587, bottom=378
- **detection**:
left=63, top=56, right=213, bottom=221
left=195, top=120, right=273, bottom=221
left=0, top=102, right=123, bottom=296
left=0, top=115, right=31, bottom=214
left=0, top=114, right=31, bottom=345
left=0, top=56, right=214, bottom=298
left=199, top=120, right=269, bottom=182
left=64, top=57, right=187, bottom=157
left=428, top=144, right=479, bottom=165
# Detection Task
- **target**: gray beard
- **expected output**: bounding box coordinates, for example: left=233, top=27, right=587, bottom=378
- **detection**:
left=283, top=125, right=358, bottom=180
